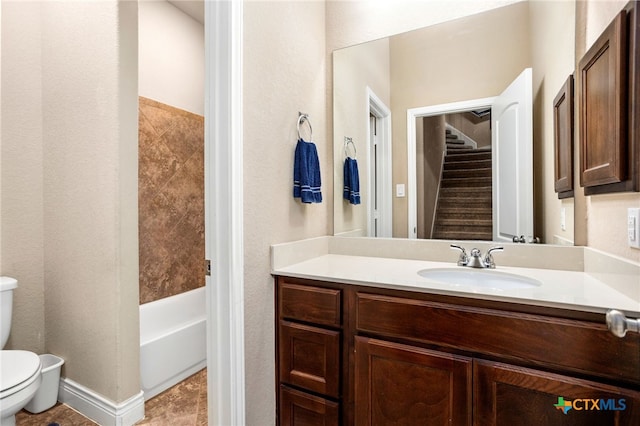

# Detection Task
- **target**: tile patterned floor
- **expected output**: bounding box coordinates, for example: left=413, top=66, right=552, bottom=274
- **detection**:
left=15, top=402, right=98, bottom=426
left=15, top=369, right=207, bottom=426
left=137, top=369, right=207, bottom=426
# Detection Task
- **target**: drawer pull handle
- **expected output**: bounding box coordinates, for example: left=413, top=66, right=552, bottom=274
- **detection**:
left=606, top=309, right=640, bottom=337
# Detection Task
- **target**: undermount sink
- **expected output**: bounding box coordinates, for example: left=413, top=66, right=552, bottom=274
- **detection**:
left=417, top=267, right=541, bottom=290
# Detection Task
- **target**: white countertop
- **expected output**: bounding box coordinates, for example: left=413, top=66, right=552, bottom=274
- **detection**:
left=273, top=254, right=640, bottom=315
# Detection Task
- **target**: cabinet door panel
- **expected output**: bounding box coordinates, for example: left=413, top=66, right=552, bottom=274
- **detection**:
left=474, top=359, right=640, bottom=426
left=280, top=385, right=339, bottom=426
left=355, top=337, right=471, bottom=426
left=280, top=321, right=341, bottom=398
left=579, top=10, right=628, bottom=188
left=554, top=74, right=574, bottom=196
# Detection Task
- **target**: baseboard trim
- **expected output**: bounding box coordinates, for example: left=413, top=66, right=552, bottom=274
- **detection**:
left=59, top=378, right=144, bottom=426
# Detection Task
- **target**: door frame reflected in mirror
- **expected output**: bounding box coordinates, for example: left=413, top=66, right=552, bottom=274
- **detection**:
left=407, top=97, right=495, bottom=239
left=367, top=87, right=393, bottom=238
left=406, top=67, right=534, bottom=243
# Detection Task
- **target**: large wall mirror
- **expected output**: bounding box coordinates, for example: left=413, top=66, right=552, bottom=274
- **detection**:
left=333, top=1, right=576, bottom=245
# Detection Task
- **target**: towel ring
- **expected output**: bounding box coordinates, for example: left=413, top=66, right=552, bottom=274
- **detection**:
left=344, top=137, right=357, bottom=158
left=297, top=113, right=313, bottom=141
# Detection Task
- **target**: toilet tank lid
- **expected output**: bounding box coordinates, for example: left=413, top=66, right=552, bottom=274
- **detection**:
left=0, top=277, right=17, bottom=291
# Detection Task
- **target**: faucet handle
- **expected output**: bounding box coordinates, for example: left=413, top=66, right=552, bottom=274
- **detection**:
left=450, top=244, right=468, bottom=266
left=483, top=246, right=504, bottom=268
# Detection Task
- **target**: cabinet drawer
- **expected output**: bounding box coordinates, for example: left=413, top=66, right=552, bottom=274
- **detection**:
left=279, top=321, right=341, bottom=397
left=356, top=292, right=640, bottom=385
left=279, top=385, right=339, bottom=426
left=280, top=282, right=341, bottom=326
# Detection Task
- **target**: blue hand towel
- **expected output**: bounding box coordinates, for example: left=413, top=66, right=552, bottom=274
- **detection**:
left=343, top=157, right=361, bottom=205
left=293, top=139, right=322, bottom=203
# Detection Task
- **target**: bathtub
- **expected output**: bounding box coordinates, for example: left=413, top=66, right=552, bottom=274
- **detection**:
left=139, top=287, right=207, bottom=400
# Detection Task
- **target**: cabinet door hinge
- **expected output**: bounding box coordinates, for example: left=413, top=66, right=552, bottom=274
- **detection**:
left=205, top=259, right=211, bottom=276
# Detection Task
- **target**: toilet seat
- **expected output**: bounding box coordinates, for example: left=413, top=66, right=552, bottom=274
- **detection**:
left=0, top=350, right=42, bottom=398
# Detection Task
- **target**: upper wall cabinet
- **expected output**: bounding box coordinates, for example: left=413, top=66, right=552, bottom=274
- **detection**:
left=578, top=10, right=627, bottom=190
left=554, top=74, right=574, bottom=199
left=578, top=2, right=640, bottom=194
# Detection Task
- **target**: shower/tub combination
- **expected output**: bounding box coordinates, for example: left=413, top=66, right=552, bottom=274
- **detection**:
left=137, top=96, right=207, bottom=400
left=139, top=287, right=207, bottom=400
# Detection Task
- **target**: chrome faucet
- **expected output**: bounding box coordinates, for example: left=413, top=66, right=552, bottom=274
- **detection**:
left=450, top=244, right=469, bottom=266
left=450, top=245, right=503, bottom=269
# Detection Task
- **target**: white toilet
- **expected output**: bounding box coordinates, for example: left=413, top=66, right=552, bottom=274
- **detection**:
left=0, top=277, right=42, bottom=426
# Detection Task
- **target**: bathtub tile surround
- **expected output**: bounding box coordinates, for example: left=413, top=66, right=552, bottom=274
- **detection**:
left=138, top=97, right=205, bottom=304
left=137, top=96, right=207, bottom=420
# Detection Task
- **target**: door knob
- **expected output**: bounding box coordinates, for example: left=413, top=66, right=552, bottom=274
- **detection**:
left=606, top=309, right=640, bottom=338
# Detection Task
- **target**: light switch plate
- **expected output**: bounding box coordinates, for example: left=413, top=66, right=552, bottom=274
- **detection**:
left=628, top=208, right=640, bottom=249
left=396, top=184, right=405, bottom=198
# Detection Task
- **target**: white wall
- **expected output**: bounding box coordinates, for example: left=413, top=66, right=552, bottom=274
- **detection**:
left=1, top=0, right=46, bottom=354
left=138, top=0, right=204, bottom=115
left=1, top=0, right=140, bottom=404
left=333, top=38, right=390, bottom=236
left=326, top=0, right=524, bottom=53
left=41, top=0, right=140, bottom=403
left=0, top=0, right=2, bottom=278
left=529, top=0, right=575, bottom=245
left=243, top=1, right=328, bottom=423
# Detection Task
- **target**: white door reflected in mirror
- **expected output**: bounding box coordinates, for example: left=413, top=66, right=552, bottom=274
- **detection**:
left=407, top=68, right=533, bottom=242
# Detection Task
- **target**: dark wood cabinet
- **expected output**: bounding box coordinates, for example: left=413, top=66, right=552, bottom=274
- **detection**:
left=554, top=74, right=574, bottom=198
left=279, top=282, right=342, bottom=327
left=276, top=278, right=344, bottom=425
left=579, top=10, right=628, bottom=189
left=274, top=276, right=640, bottom=425
left=354, top=337, right=471, bottom=426
left=578, top=2, right=640, bottom=194
left=354, top=292, right=640, bottom=383
left=280, top=386, right=340, bottom=426
left=474, top=359, right=640, bottom=426
left=628, top=0, right=640, bottom=191
left=279, top=321, right=341, bottom=398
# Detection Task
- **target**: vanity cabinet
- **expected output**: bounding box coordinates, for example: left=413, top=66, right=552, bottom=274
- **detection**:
left=277, top=280, right=344, bottom=425
left=354, top=337, right=471, bottom=425
left=474, top=360, right=640, bottom=426
left=280, top=386, right=339, bottom=426
left=275, top=276, right=640, bottom=425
